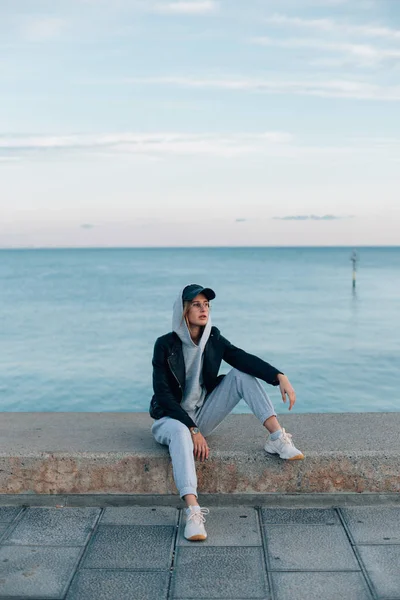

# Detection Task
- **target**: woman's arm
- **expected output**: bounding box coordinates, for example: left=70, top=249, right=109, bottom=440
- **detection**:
left=276, top=373, right=296, bottom=410
left=219, top=334, right=284, bottom=386
left=219, top=333, right=296, bottom=409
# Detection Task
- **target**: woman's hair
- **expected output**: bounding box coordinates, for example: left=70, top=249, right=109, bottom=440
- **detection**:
left=182, top=300, right=192, bottom=330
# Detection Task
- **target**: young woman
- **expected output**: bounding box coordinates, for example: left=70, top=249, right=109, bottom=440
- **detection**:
left=150, top=283, right=303, bottom=541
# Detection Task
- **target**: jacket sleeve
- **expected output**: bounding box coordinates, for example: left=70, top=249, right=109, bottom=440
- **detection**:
left=152, top=338, right=198, bottom=429
left=220, top=334, right=284, bottom=386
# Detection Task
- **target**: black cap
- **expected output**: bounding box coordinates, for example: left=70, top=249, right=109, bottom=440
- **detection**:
left=182, top=284, right=216, bottom=303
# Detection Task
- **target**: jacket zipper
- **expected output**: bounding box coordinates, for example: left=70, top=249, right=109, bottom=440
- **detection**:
left=167, top=354, right=183, bottom=397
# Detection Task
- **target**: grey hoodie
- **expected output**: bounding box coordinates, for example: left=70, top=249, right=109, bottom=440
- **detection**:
left=172, top=286, right=212, bottom=421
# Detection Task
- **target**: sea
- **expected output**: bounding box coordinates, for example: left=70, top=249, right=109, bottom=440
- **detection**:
left=1, top=247, right=399, bottom=414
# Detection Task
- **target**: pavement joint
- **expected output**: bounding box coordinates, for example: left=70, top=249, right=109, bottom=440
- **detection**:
left=166, top=509, right=183, bottom=600
left=336, top=507, right=377, bottom=600
left=61, top=507, right=105, bottom=600
left=257, top=507, right=275, bottom=600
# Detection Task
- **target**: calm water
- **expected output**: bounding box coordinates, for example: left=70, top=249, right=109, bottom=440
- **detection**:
left=1, top=247, right=399, bottom=414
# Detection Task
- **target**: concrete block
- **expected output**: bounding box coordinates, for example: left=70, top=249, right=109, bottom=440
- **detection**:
left=171, top=547, right=268, bottom=598
left=66, top=570, right=169, bottom=600
left=101, top=506, right=178, bottom=526
left=1, top=413, right=400, bottom=495
left=265, top=524, right=359, bottom=571
left=0, top=507, right=22, bottom=522
left=342, top=506, right=400, bottom=543
left=0, top=545, right=81, bottom=598
left=177, top=507, right=261, bottom=547
left=358, top=545, right=400, bottom=598
left=82, top=525, right=175, bottom=569
left=271, top=572, right=372, bottom=600
left=261, top=508, right=338, bottom=525
left=5, top=507, right=100, bottom=546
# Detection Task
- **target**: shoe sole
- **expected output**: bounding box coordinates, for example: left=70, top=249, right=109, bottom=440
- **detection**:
left=185, top=534, right=207, bottom=541
left=265, top=450, right=305, bottom=460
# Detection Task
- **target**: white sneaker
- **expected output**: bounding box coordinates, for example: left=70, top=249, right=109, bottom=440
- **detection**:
left=184, top=506, right=210, bottom=541
left=264, top=428, right=304, bottom=460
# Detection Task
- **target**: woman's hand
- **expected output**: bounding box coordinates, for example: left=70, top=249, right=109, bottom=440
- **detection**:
left=192, top=432, right=209, bottom=461
left=277, top=374, right=296, bottom=410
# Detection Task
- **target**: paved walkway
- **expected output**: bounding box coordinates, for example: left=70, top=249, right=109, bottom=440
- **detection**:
left=0, top=503, right=399, bottom=600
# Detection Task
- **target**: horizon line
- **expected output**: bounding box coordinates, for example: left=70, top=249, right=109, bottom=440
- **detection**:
left=0, top=245, right=399, bottom=250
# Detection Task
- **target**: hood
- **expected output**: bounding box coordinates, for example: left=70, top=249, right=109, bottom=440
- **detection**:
left=172, top=285, right=212, bottom=349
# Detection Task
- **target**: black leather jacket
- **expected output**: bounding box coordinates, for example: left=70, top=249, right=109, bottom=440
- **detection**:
left=149, top=326, right=283, bottom=429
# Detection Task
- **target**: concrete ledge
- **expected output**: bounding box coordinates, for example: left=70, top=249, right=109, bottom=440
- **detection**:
left=1, top=493, right=400, bottom=508
left=1, top=412, right=399, bottom=495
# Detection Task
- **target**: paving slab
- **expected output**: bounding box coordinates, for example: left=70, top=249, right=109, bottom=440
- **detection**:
left=341, top=506, right=400, bottom=543
left=177, top=507, right=261, bottom=547
left=265, top=524, right=359, bottom=571
left=100, top=506, right=178, bottom=526
left=5, top=507, right=100, bottom=546
left=82, top=524, right=175, bottom=569
left=0, top=544, right=82, bottom=598
left=358, top=545, right=400, bottom=598
left=65, top=570, right=170, bottom=600
left=171, top=546, right=268, bottom=599
left=261, top=508, right=338, bottom=525
left=271, top=572, right=372, bottom=600
left=0, top=507, right=22, bottom=522
left=0, top=502, right=395, bottom=600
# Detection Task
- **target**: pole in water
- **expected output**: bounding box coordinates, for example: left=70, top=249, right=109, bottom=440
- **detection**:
left=351, top=249, right=358, bottom=289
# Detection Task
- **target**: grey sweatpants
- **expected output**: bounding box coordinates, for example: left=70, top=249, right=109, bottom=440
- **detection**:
left=151, top=368, right=277, bottom=499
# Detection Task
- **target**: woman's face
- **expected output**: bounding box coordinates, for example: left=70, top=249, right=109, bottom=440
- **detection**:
left=186, top=293, right=210, bottom=327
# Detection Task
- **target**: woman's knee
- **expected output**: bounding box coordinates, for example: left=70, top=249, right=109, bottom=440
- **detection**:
left=230, top=368, right=256, bottom=384
left=152, top=417, right=192, bottom=446
left=169, top=421, right=194, bottom=450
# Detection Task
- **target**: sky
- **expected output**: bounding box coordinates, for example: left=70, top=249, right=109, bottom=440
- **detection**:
left=1, top=0, right=400, bottom=247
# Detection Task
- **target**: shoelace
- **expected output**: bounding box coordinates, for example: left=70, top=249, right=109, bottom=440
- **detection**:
left=187, top=507, right=210, bottom=525
left=279, top=428, right=294, bottom=446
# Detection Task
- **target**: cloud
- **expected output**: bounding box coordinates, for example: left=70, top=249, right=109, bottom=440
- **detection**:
left=2, top=132, right=398, bottom=165
left=251, top=36, right=400, bottom=67
left=80, top=223, right=94, bottom=229
left=116, top=75, right=400, bottom=101
left=19, top=17, right=67, bottom=42
left=0, top=131, right=293, bottom=160
left=0, top=156, right=20, bottom=163
left=273, top=214, right=354, bottom=220
left=264, top=14, right=400, bottom=41
left=152, top=1, right=218, bottom=14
